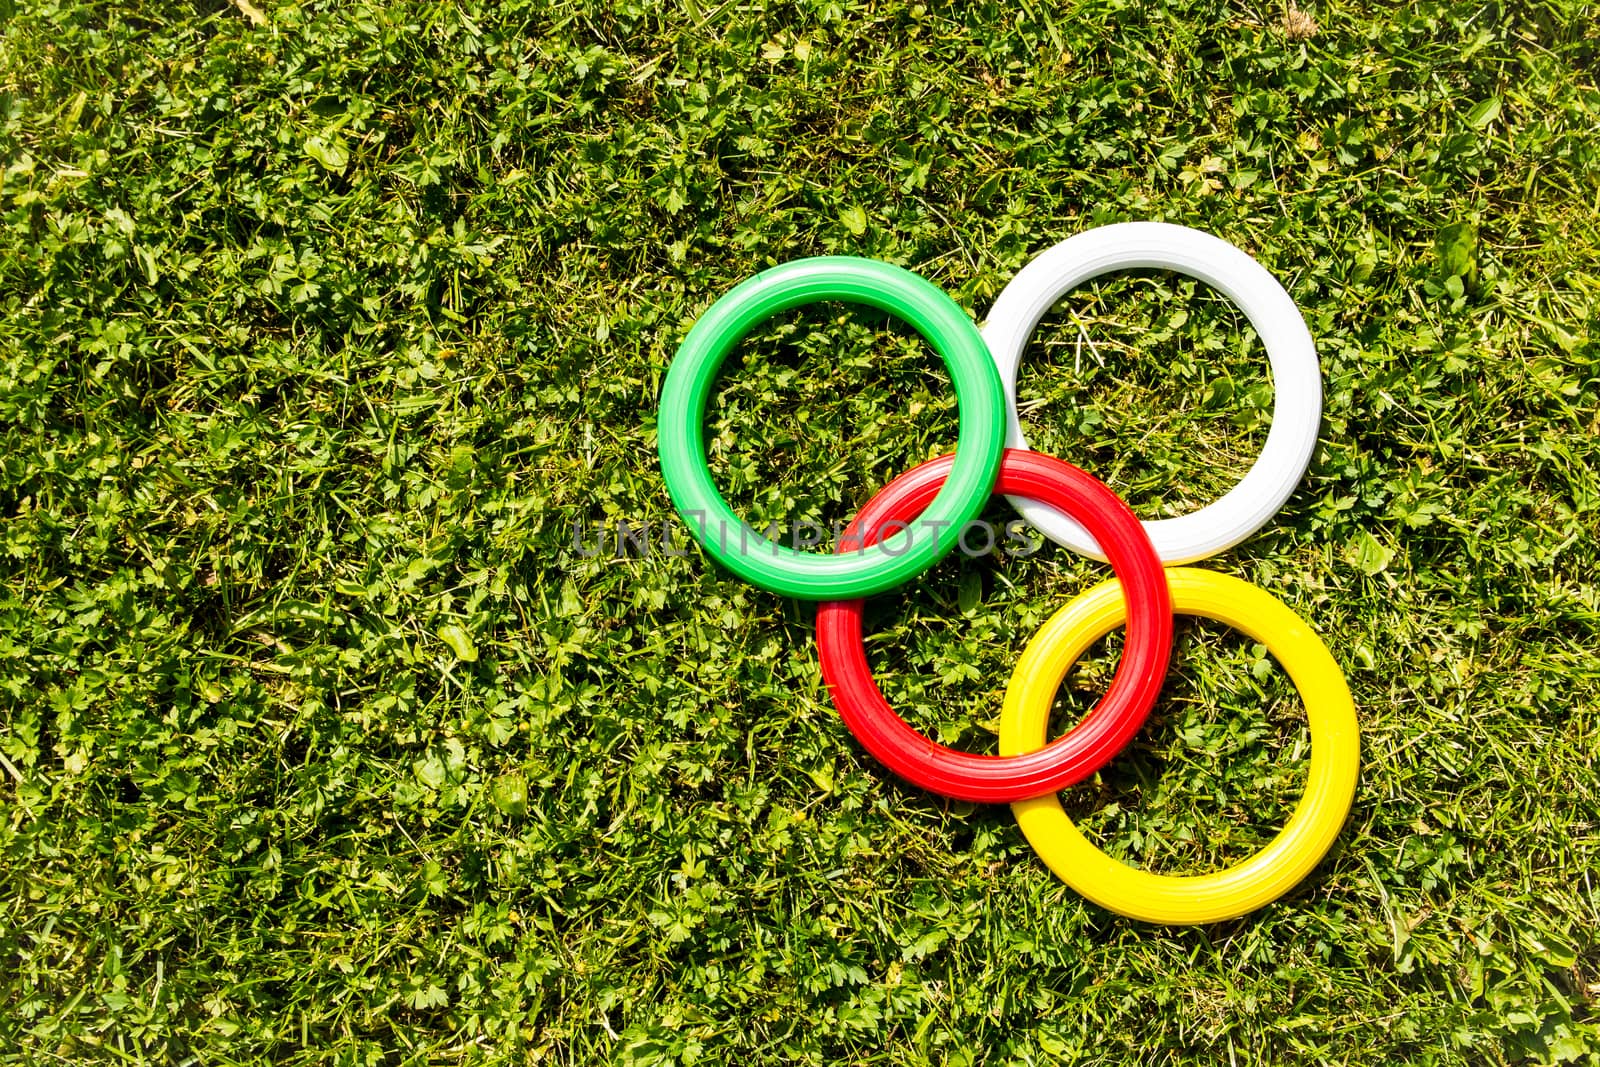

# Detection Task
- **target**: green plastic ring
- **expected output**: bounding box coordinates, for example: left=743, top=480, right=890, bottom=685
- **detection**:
left=657, top=257, right=1006, bottom=600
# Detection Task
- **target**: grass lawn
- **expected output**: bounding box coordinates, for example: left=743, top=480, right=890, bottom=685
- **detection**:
left=3, top=0, right=1600, bottom=1062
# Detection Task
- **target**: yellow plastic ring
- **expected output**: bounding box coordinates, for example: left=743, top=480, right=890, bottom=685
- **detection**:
left=1000, top=568, right=1360, bottom=924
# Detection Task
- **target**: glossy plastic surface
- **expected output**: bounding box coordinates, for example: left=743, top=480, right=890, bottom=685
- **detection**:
left=816, top=449, right=1172, bottom=803
left=1001, top=568, right=1360, bottom=923
left=658, top=257, right=1006, bottom=600
left=981, top=222, right=1322, bottom=565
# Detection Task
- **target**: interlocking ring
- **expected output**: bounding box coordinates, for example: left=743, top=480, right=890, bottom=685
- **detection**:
left=657, top=256, right=1006, bottom=600
left=981, top=222, right=1322, bottom=565
left=1000, top=569, right=1359, bottom=923
left=816, top=449, right=1171, bottom=804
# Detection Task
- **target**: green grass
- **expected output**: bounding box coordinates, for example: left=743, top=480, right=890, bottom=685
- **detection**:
left=2, top=0, right=1599, bottom=1062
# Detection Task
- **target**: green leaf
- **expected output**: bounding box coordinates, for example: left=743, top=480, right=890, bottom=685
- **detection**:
left=304, top=135, right=349, bottom=173
left=1435, top=221, right=1478, bottom=285
left=1466, top=96, right=1501, bottom=128
left=839, top=205, right=867, bottom=235
left=957, top=570, right=982, bottom=615
left=491, top=773, right=528, bottom=817
left=435, top=623, right=478, bottom=662
left=1201, top=376, right=1234, bottom=408
left=60, top=89, right=86, bottom=134
left=414, top=755, right=447, bottom=790
left=1350, top=529, right=1394, bottom=576
left=407, top=983, right=448, bottom=1009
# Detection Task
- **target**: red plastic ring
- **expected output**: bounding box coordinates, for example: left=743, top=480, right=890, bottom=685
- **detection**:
left=816, top=449, right=1172, bottom=803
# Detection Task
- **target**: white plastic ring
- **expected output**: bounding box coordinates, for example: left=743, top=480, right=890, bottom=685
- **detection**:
left=981, top=222, right=1322, bottom=565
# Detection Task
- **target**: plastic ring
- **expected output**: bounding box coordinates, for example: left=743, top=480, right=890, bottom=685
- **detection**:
left=657, top=257, right=1006, bottom=600
left=980, top=222, right=1322, bottom=565
left=816, top=449, right=1172, bottom=803
left=1000, top=568, right=1359, bottom=924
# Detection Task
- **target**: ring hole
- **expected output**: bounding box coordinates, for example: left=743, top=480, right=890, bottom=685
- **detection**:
left=704, top=304, right=957, bottom=554
left=864, top=532, right=1105, bottom=756
left=1013, top=272, right=1269, bottom=518
left=1046, top=618, right=1309, bottom=875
